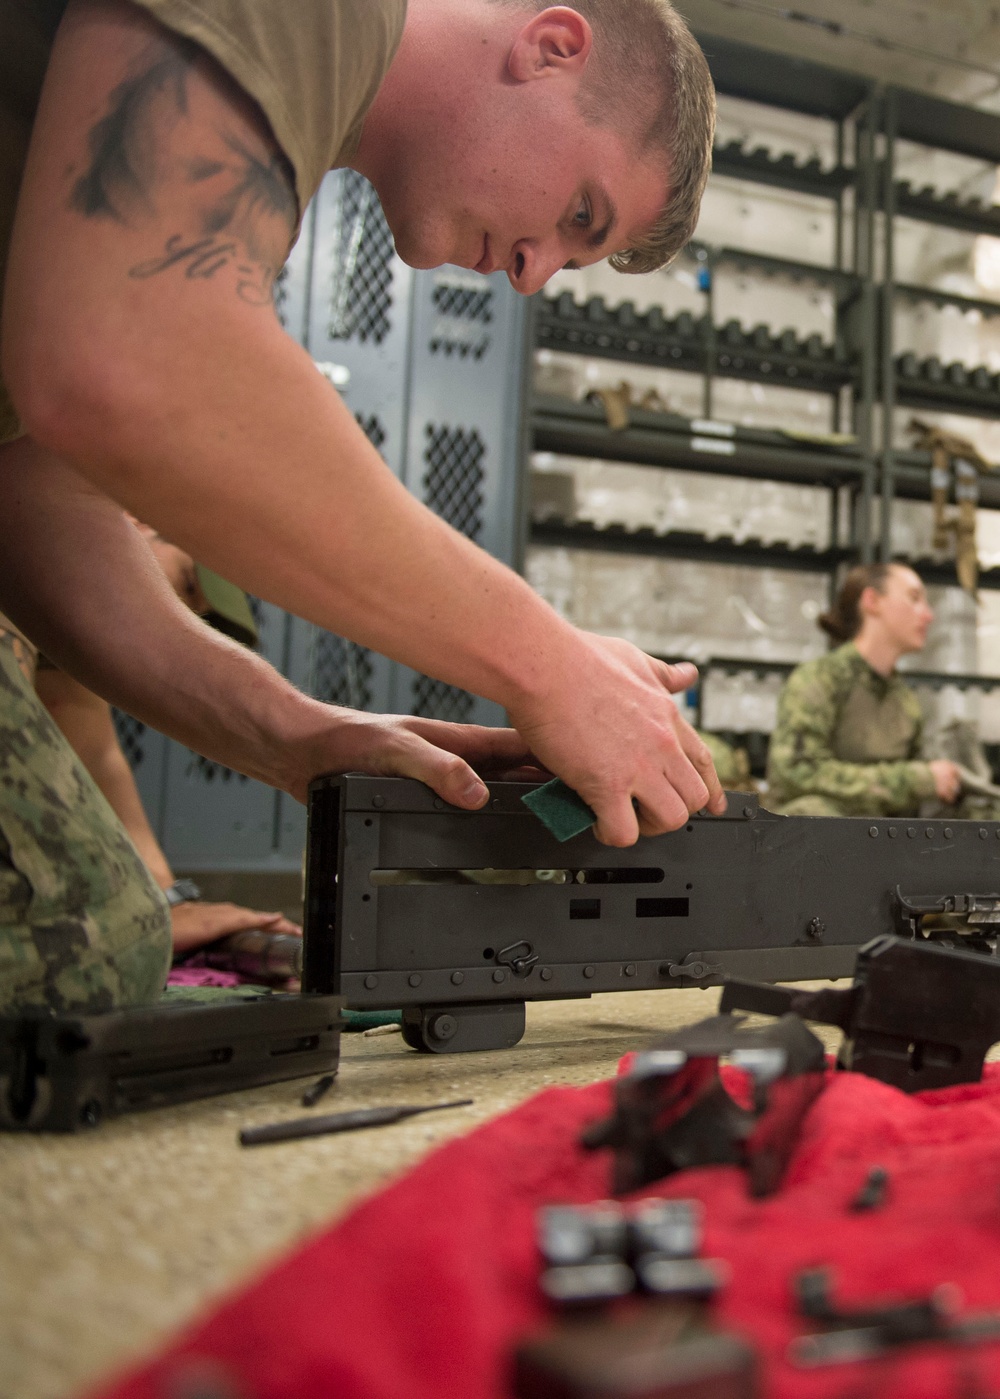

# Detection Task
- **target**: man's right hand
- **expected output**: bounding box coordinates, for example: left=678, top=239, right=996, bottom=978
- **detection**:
left=507, top=632, right=726, bottom=846
left=929, top=758, right=962, bottom=805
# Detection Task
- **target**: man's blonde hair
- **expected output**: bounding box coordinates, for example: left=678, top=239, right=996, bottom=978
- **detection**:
left=489, top=0, right=716, bottom=273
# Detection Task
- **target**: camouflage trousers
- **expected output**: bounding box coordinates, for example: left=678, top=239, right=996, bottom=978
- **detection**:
left=0, top=629, right=171, bottom=1013
left=768, top=792, right=1000, bottom=821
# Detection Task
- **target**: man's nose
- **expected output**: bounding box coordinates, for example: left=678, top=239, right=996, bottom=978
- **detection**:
left=506, top=239, right=569, bottom=296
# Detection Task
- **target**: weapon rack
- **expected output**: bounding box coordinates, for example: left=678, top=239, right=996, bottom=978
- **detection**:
left=521, top=34, right=1000, bottom=774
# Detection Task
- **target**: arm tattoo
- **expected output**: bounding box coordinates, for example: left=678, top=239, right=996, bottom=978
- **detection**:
left=70, top=36, right=297, bottom=306
left=71, top=45, right=193, bottom=222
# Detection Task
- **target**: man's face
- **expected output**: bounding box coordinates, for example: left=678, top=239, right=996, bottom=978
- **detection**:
left=377, top=83, right=667, bottom=296
left=873, top=566, right=934, bottom=654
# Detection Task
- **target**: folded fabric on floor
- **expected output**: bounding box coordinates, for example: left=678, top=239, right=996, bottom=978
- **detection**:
left=89, top=1064, right=1000, bottom=1399
left=165, top=966, right=245, bottom=989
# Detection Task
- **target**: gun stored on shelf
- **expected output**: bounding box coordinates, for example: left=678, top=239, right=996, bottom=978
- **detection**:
left=304, top=776, right=1000, bottom=1054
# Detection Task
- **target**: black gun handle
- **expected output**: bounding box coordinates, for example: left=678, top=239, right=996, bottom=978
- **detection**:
left=719, top=980, right=801, bottom=1018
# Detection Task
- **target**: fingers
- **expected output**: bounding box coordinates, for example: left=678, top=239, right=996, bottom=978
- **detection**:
left=169, top=902, right=301, bottom=954
left=650, top=658, right=699, bottom=694
left=677, top=723, right=727, bottom=816
left=592, top=794, right=642, bottom=848
left=407, top=718, right=534, bottom=772
left=589, top=719, right=725, bottom=843
left=393, top=733, right=491, bottom=810
left=647, top=659, right=726, bottom=812
left=242, top=911, right=302, bottom=937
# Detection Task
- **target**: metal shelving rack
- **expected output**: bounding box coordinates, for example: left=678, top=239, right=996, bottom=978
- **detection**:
left=878, top=90, right=1000, bottom=552
left=525, top=33, right=881, bottom=586
left=521, top=36, right=1000, bottom=762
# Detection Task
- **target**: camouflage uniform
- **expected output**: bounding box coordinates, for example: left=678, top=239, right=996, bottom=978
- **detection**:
left=700, top=731, right=756, bottom=793
left=0, top=622, right=171, bottom=1013
left=764, top=642, right=937, bottom=818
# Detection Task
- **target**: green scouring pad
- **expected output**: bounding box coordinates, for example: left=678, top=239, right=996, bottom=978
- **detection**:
left=521, top=778, right=596, bottom=841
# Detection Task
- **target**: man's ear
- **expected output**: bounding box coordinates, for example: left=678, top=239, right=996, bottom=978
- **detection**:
left=508, top=6, right=593, bottom=82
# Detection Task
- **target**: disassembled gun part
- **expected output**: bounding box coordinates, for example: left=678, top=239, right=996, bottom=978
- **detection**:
left=0, top=994, right=342, bottom=1132
left=788, top=1269, right=1000, bottom=1368
left=514, top=1309, right=758, bottom=1399
left=581, top=1014, right=826, bottom=1197
left=721, top=934, right=1000, bottom=1091
left=537, top=1199, right=727, bottom=1307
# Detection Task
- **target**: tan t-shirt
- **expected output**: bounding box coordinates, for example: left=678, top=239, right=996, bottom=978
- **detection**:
left=0, top=0, right=406, bottom=443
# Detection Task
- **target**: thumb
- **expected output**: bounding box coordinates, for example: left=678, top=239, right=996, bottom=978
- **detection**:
left=398, top=736, right=490, bottom=810
left=651, top=659, right=699, bottom=694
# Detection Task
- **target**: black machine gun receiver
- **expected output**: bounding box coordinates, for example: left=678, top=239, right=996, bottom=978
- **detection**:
left=304, top=776, right=1000, bottom=1054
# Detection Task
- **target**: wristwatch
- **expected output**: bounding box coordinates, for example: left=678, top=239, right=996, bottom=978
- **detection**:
left=163, top=878, right=203, bottom=907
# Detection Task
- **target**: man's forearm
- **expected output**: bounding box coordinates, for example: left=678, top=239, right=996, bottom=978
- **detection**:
left=3, top=3, right=571, bottom=717
left=0, top=438, right=339, bottom=794
left=21, top=310, right=571, bottom=718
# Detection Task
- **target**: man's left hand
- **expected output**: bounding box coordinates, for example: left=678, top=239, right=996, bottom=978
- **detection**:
left=170, top=903, right=301, bottom=955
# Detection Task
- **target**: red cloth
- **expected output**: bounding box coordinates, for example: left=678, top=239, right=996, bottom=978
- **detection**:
left=90, top=1066, right=1000, bottom=1399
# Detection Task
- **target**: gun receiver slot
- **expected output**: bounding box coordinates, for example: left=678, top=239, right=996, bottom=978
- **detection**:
left=637, top=898, right=690, bottom=919
left=368, top=867, right=665, bottom=887
left=894, top=887, right=1000, bottom=947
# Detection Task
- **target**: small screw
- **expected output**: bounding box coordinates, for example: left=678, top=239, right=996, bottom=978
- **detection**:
left=428, top=1014, right=457, bottom=1042
left=624, top=963, right=637, bottom=977
left=807, top=917, right=826, bottom=943
left=408, top=973, right=422, bottom=988
left=451, top=971, right=465, bottom=985
left=743, top=806, right=754, bottom=818
left=888, top=826, right=897, bottom=838
left=869, top=826, right=878, bottom=837
left=540, top=967, right=553, bottom=981
left=364, top=975, right=378, bottom=990
left=492, top=969, right=505, bottom=984
left=372, top=795, right=385, bottom=809
left=583, top=965, right=596, bottom=979
left=944, top=828, right=953, bottom=839
left=433, top=798, right=445, bottom=810
left=980, top=829, right=989, bottom=840
left=80, top=1099, right=102, bottom=1128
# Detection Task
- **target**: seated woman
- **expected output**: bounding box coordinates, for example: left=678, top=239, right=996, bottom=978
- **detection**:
left=764, top=562, right=961, bottom=817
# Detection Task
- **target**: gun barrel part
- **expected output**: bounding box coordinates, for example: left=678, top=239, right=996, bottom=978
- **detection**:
left=719, top=980, right=799, bottom=1018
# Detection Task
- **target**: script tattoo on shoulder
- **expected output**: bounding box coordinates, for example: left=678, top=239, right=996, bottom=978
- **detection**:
left=70, top=36, right=296, bottom=306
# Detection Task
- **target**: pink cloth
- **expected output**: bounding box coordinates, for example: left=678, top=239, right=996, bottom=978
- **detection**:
left=165, top=966, right=243, bottom=989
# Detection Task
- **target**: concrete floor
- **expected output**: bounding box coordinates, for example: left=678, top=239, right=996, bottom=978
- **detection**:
left=1, top=986, right=845, bottom=1399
